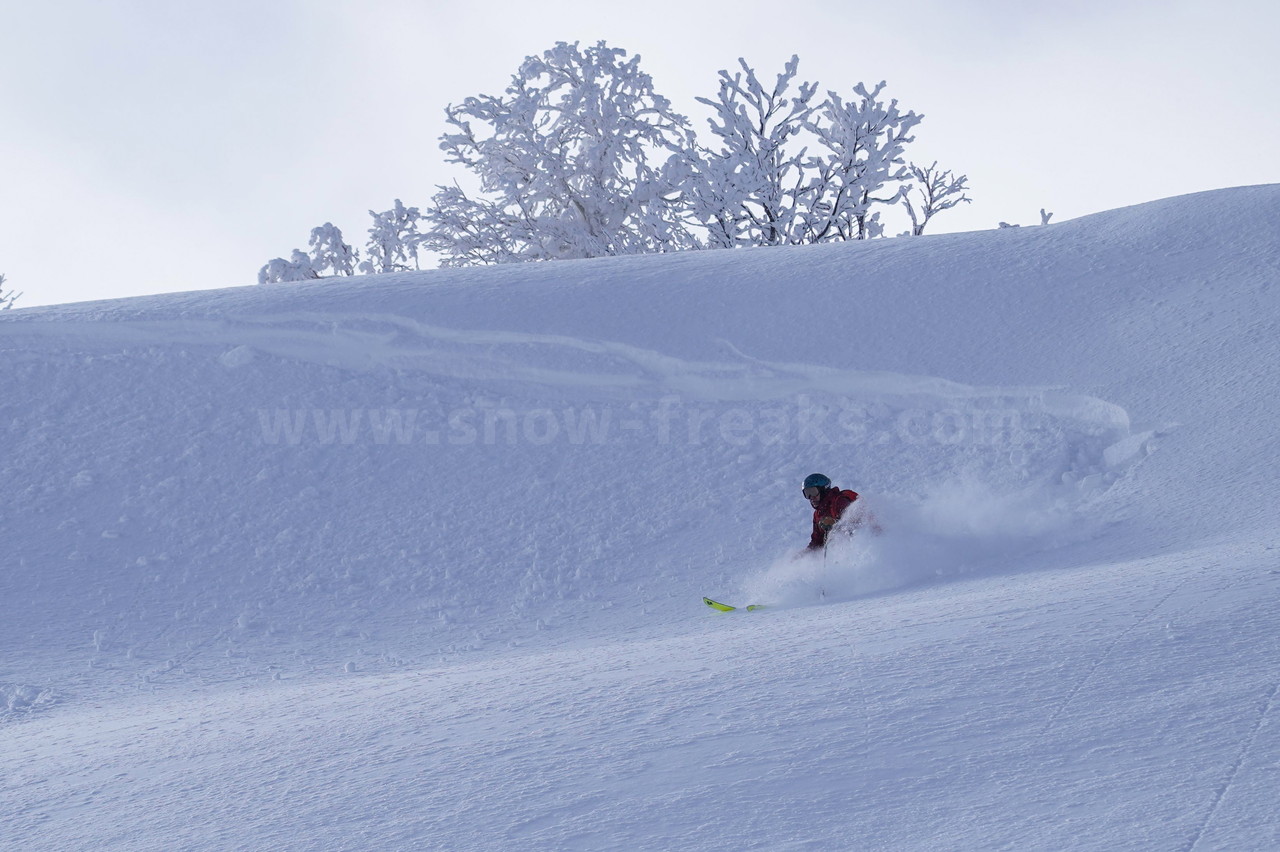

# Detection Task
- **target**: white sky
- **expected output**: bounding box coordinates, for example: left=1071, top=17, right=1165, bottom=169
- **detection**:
left=3, top=0, right=1277, bottom=307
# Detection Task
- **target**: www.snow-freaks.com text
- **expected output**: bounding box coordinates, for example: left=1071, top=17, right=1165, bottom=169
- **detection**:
left=255, top=395, right=1048, bottom=449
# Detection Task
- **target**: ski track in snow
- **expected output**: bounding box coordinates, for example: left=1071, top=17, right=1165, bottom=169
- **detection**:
left=1, top=309, right=1137, bottom=418
left=1186, top=680, right=1280, bottom=852
left=1037, top=561, right=1226, bottom=737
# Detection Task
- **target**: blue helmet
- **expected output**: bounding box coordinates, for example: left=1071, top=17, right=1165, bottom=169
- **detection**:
left=803, top=473, right=831, bottom=490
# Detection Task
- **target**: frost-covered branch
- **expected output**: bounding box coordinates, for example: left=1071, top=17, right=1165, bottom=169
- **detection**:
left=685, top=55, right=818, bottom=247
left=802, top=81, right=922, bottom=241
left=902, top=161, right=971, bottom=236
left=0, top=273, right=19, bottom=309
left=424, top=185, right=531, bottom=268
left=682, top=64, right=923, bottom=246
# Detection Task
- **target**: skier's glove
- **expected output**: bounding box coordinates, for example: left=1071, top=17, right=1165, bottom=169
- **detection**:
left=818, top=517, right=836, bottom=531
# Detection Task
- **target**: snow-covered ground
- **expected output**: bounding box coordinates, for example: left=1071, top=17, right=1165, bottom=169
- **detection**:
left=2, top=185, right=1278, bottom=850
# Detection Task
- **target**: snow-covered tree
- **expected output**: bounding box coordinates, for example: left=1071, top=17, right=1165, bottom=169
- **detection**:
left=422, top=41, right=698, bottom=266
left=308, top=223, right=358, bottom=276
left=261, top=49, right=963, bottom=272
left=902, top=161, right=971, bottom=236
left=361, top=199, right=425, bottom=274
left=0, top=274, right=18, bottom=309
left=679, top=61, right=922, bottom=246
left=685, top=56, right=818, bottom=247
left=801, top=82, right=923, bottom=242
left=259, top=222, right=356, bottom=284
left=258, top=250, right=320, bottom=284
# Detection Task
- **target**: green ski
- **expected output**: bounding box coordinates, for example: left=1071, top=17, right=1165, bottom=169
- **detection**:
left=703, top=597, right=766, bottom=612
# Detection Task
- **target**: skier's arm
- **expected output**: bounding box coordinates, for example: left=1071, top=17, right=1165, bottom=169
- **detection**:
left=808, top=517, right=827, bottom=549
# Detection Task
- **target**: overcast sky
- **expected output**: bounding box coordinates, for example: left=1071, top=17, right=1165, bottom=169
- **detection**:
left=3, top=0, right=1277, bottom=307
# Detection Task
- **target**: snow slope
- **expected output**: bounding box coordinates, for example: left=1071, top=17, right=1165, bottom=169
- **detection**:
left=2, top=185, right=1278, bottom=850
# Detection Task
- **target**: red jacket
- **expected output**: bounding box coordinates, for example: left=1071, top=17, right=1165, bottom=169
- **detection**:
left=808, top=487, right=859, bottom=549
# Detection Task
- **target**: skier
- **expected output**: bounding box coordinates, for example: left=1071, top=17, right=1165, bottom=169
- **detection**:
left=802, top=473, right=871, bottom=551
left=707, top=472, right=873, bottom=612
